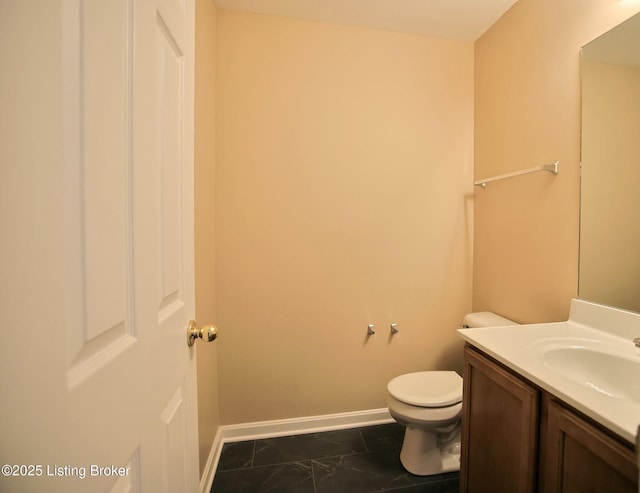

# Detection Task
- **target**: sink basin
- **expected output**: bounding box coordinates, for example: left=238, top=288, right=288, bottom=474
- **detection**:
left=458, top=300, right=640, bottom=443
left=537, top=341, right=640, bottom=403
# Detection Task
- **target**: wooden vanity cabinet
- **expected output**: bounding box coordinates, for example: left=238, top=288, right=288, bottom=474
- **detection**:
left=461, top=345, right=539, bottom=493
left=541, top=396, right=637, bottom=493
left=461, top=344, right=638, bottom=493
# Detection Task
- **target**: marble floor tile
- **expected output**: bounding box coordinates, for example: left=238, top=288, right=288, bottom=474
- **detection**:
left=312, top=448, right=437, bottom=493
left=210, top=423, right=459, bottom=493
left=216, top=440, right=255, bottom=471
left=252, top=427, right=368, bottom=466
left=360, top=423, right=405, bottom=452
left=382, top=472, right=459, bottom=493
left=211, top=461, right=315, bottom=493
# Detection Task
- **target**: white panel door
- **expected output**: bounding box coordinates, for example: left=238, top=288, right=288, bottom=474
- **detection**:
left=0, top=1, right=199, bottom=492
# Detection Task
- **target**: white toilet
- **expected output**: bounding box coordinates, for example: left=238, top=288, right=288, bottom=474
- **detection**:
left=386, top=312, right=516, bottom=476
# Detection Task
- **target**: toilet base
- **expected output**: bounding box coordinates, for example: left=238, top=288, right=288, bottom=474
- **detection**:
left=399, top=426, right=461, bottom=476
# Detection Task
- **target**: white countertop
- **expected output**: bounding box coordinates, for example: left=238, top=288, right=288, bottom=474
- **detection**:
left=457, top=299, right=640, bottom=444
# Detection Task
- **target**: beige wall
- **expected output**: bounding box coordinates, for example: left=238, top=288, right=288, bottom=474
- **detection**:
left=473, top=0, right=640, bottom=323
left=580, top=61, right=640, bottom=313
left=194, top=0, right=220, bottom=477
left=215, top=11, right=474, bottom=424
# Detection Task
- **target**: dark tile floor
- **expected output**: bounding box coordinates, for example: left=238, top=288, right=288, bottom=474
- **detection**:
left=210, top=423, right=459, bottom=493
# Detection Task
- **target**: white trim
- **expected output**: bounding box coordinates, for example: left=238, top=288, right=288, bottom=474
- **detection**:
left=219, top=407, right=393, bottom=442
left=199, top=408, right=393, bottom=493
left=199, top=427, right=224, bottom=493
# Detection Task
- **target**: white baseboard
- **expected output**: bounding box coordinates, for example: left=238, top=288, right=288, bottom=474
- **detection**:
left=219, top=407, right=393, bottom=442
left=199, top=408, right=393, bottom=493
left=199, top=427, right=224, bottom=493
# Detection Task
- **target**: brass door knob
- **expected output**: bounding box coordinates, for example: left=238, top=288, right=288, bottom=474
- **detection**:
left=187, top=320, right=218, bottom=347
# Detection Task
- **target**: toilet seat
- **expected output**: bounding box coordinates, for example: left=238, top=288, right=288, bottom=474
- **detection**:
left=387, top=371, right=462, bottom=408
left=387, top=394, right=462, bottom=425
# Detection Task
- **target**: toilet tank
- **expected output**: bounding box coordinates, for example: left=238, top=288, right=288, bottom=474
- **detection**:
left=462, top=312, right=516, bottom=328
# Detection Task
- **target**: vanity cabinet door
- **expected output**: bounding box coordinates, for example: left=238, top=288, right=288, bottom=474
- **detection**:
left=461, top=346, right=539, bottom=493
left=542, top=399, right=638, bottom=493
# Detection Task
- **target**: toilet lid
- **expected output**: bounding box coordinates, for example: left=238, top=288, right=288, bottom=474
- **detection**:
left=387, top=371, right=463, bottom=408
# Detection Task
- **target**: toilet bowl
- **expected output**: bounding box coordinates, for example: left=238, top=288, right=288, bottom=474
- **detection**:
left=387, top=371, right=463, bottom=476
left=387, top=312, right=516, bottom=476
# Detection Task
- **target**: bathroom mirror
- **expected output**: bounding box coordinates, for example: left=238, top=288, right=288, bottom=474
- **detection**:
left=579, top=12, right=640, bottom=314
